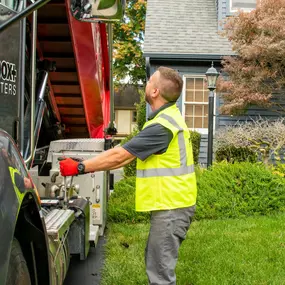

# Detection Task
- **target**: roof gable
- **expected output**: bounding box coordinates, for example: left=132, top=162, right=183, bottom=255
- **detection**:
left=144, top=0, right=234, bottom=57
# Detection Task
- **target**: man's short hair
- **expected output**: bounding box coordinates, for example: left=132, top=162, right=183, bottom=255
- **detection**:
left=157, top=66, right=183, bottom=102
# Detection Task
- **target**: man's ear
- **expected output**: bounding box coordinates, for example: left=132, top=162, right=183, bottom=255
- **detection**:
left=152, top=88, right=160, bottom=98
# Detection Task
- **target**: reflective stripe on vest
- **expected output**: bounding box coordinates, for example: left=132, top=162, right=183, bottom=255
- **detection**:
left=136, top=113, right=194, bottom=178
left=137, top=164, right=195, bottom=177
left=159, top=113, right=187, bottom=166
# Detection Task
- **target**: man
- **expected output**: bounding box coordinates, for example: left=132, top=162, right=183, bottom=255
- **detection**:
left=59, top=66, right=197, bottom=285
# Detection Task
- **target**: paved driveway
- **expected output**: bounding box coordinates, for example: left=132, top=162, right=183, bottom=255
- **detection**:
left=64, top=237, right=106, bottom=285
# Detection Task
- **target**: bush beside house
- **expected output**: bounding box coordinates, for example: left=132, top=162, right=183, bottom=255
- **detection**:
left=108, top=162, right=285, bottom=223
left=190, top=130, right=201, bottom=165
left=215, top=118, right=285, bottom=164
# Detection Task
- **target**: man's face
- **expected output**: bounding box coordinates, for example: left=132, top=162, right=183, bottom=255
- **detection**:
left=145, top=71, right=159, bottom=104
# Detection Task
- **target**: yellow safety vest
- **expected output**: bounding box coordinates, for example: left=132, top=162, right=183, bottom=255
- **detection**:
left=136, top=104, right=197, bottom=212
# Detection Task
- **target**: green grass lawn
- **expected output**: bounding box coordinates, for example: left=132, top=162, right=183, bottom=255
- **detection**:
left=101, top=214, right=285, bottom=285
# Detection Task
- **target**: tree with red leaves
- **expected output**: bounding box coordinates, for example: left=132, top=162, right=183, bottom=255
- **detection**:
left=218, top=0, right=285, bottom=114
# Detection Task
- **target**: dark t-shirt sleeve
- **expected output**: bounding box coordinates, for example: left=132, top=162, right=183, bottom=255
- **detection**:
left=122, top=123, right=173, bottom=161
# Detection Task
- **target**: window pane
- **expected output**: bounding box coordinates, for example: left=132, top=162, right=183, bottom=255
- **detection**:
left=184, top=76, right=210, bottom=131
left=185, top=116, right=193, bottom=128
left=194, top=91, right=204, bottom=102
left=186, top=78, right=194, bottom=89
left=204, top=104, right=208, bottom=116
left=194, top=117, right=203, bottom=128
left=185, top=105, right=194, bottom=116
left=186, top=90, right=194, bottom=102
left=195, top=78, right=205, bottom=90
left=204, top=116, right=208, bottom=128
left=195, top=105, right=203, bottom=116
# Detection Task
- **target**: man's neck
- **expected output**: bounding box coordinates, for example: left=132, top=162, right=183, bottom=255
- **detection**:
left=150, top=100, right=167, bottom=112
left=148, top=102, right=176, bottom=120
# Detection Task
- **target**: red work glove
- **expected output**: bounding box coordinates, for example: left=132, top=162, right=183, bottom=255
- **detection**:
left=59, top=157, right=79, bottom=176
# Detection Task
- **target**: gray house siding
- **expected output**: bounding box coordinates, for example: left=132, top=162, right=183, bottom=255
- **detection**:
left=217, top=0, right=228, bottom=30
left=222, top=0, right=228, bottom=17
left=199, top=134, right=208, bottom=166
left=216, top=94, right=285, bottom=128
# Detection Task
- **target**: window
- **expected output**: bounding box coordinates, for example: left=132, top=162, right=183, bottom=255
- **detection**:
left=183, top=77, right=209, bottom=134
left=132, top=111, right=137, bottom=123
left=230, top=0, right=256, bottom=12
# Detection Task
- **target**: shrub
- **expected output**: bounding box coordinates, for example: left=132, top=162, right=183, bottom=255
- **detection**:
left=189, top=130, right=201, bottom=165
left=195, top=162, right=285, bottom=220
left=270, top=163, right=285, bottom=178
left=214, top=118, right=285, bottom=165
left=120, top=90, right=146, bottom=177
left=215, top=146, right=257, bottom=163
left=108, top=162, right=285, bottom=223
left=107, top=177, right=150, bottom=223
left=135, top=90, right=146, bottom=131
left=121, top=130, right=139, bottom=177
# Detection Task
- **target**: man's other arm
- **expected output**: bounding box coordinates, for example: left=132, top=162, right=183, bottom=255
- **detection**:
left=83, top=147, right=136, bottom=173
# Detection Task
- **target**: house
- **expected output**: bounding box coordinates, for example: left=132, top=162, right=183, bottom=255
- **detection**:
left=114, top=85, right=141, bottom=142
left=143, top=0, right=283, bottom=164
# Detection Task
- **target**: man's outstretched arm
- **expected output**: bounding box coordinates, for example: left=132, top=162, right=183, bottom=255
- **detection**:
left=84, top=147, right=136, bottom=172
left=59, top=147, right=136, bottom=176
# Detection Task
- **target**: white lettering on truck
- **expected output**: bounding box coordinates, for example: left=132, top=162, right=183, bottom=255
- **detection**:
left=0, top=60, right=17, bottom=96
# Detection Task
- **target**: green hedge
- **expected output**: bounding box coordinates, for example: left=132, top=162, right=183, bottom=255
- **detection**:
left=195, top=162, right=285, bottom=220
left=135, top=90, right=146, bottom=132
left=121, top=130, right=139, bottom=177
left=108, top=162, right=285, bottom=223
left=107, top=177, right=150, bottom=223
left=189, top=130, right=201, bottom=165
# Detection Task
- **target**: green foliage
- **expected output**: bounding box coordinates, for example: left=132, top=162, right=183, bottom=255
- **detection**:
left=189, top=130, right=201, bottom=165
left=108, top=162, right=285, bottom=224
left=195, top=162, right=285, bottom=220
left=120, top=129, right=139, bottom=177
left=135, top=90, right=146, bottom=131
left=269, top=163, right=285, bottom=178
left=107, top=177, right=150, bottom=223
left=120, top=91, right=146, bottom=177
left=215, top=146, right=257, bottom=163
left=113, top=0, right=146, bottom=86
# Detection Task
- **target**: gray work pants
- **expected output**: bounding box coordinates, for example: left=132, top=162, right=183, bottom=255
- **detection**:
left=145, top=205, right=196, bottom=285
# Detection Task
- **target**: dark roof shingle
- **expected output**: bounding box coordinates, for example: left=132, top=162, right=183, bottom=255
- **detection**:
left=144, top=0, right=234, bottom=57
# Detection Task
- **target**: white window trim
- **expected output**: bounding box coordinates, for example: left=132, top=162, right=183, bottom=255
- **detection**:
left=182, top=75, right=216, bottom=135
left=229, top=0, right=256, bottom=13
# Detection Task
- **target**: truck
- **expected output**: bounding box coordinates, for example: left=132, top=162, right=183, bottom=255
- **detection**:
left=0, top=0, right=125, bottom=284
